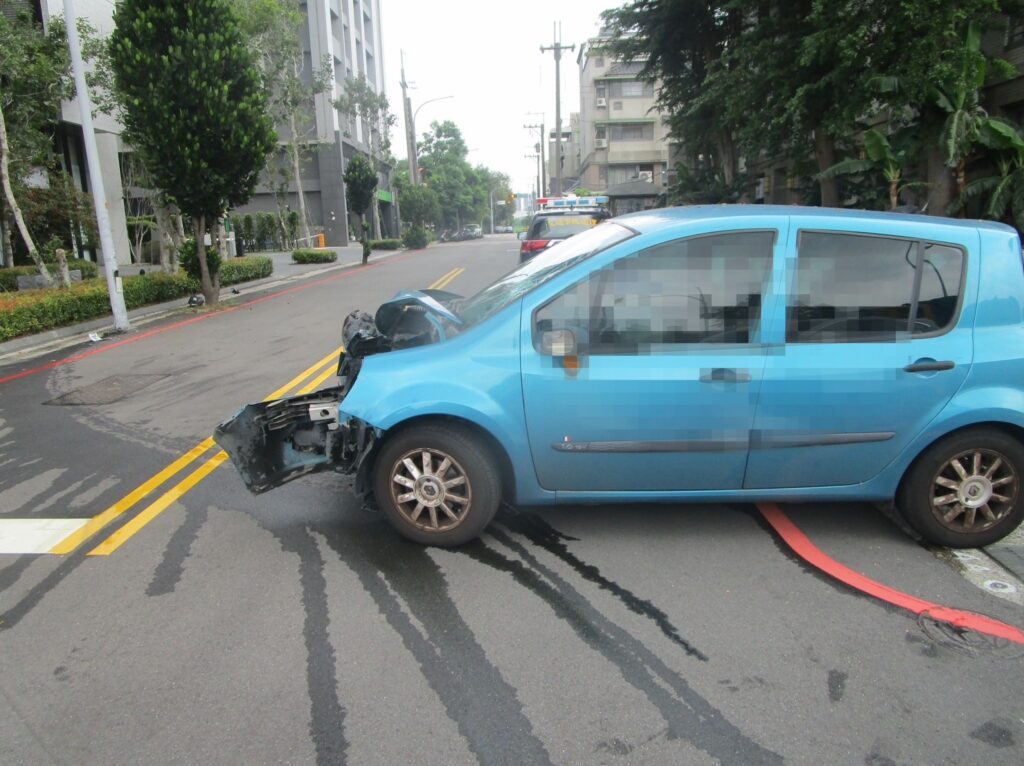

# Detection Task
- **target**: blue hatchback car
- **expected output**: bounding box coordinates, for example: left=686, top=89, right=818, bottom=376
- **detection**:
left=216, top=205, right=1024, bottom=549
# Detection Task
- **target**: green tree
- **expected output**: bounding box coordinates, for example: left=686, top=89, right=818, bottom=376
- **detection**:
left=335, top=74, right=397, bottom=239
left=344, top=154, right=377, bottom=263
left=110, top=0, right=276, bottom=304
left=398, top=184, right=440, bottom=228
left=0, top=9, right=73, bottom=282
left=953, top=119, right=1024, bottom=232
left=819, top=129, right=926, bottom=210
left=418, top=120, right=475, bottom=229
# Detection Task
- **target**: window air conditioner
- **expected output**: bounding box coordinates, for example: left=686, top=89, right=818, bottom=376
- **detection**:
left=595, top=97, right=607, bottom=108
left=595, top=138, right=608, bottom=148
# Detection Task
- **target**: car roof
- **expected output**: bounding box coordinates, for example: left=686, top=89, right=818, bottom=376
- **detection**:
left=613, top=204, right=1020, bottom=238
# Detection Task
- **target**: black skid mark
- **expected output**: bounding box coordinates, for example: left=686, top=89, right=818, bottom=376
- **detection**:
left=318, top=526, right=553, bottom=766
left=274, top=526, right=348, bottom=766
left=466, top=529, right=783, bottom=766
left=0, top=556, right=34, bottom=596
left=146, top=503, right=209, bottom=596
left=498, top=509, right=707, bottom=661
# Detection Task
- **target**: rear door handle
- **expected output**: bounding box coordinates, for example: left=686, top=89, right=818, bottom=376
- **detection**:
left=904, top=360, right=955, bottom=373
left=700, top=368, right=752, bottom=383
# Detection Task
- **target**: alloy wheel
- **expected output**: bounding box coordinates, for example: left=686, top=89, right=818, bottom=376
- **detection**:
left=930, top=448, right=1018, bottom=534
left=389, top=448, right=472, bottom=533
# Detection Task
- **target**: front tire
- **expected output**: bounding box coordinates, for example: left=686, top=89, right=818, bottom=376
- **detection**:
left=898, top=428, right=1024, bottom=548
left=372, top=423, right=501, bottom=546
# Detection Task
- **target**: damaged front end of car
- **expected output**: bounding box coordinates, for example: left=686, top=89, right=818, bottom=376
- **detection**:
left=213, top=289, right=463, bottom=497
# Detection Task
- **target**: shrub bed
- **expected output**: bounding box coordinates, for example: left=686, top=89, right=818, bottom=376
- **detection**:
left=401, top=226, right=429, bottom=250
left=292, top=248, right=337, bottom=264
left=370, top=239, right=402, bottom=250
left=0, top=257, right=274, bottom=342
left=0, top=259, right=100, bottom=291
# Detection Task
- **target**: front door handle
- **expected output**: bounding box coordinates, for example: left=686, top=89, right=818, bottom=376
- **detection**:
left=700, top=368, right=752, bottom=383
left=904, top=360, right=955, bottom=373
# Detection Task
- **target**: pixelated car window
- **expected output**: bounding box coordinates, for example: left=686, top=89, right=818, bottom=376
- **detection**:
left=787, top=232, right=964, bottom=343
left=535, top=231, right=775, bottom=354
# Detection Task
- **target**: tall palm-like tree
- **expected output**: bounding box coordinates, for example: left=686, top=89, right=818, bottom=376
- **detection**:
left=952, top=120, right=1024, bottom=232
left=819, top=129, right=925, bottom=209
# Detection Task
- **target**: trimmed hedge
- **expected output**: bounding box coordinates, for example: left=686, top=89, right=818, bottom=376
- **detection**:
left=370, top=238, right=402, bottom=250
left=292, top=248, right=337, bottom=264
left=0, top=259, right=100, bottom=291
left=0, top=256, right=274, bottom=342
left=220, top=256, right=272, bottom=284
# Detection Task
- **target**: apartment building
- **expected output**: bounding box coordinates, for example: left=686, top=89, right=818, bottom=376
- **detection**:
left=575, top=33, right=673, bottom=212
left=236, top=0, right=394, bottom=245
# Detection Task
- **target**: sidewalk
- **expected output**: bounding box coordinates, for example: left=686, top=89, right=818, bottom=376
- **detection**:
left=0, top=244, right=380, bottom=365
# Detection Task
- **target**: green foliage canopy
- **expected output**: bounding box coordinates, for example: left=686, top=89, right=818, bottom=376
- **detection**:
left=110, top=0, right=277, bottom=222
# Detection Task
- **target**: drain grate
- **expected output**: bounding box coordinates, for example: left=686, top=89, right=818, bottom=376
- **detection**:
left=45, top=374, right=169, bottom=406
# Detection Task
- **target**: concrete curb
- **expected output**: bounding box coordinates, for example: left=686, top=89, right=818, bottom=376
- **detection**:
left=0, top=246, right=408, bottom=366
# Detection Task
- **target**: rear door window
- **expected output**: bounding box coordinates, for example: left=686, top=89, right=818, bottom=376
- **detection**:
left=787, top=232, right=964, bottom=343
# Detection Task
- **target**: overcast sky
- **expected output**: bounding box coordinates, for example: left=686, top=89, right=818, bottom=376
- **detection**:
left=379, top=0, right=618, bottom=194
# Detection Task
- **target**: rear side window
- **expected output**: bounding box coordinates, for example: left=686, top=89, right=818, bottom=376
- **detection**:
left=530, top=212, right=606, bottom=240
left=787, top=232, right=964, bottom=343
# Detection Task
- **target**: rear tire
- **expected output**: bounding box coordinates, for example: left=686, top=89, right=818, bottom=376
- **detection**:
left=372, top=423, right=500, bottom=546
left=898, top=428, right=1024, bottom=548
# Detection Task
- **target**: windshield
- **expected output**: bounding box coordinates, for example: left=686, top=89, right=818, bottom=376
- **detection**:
left=457, top=222, right=635, bottom=326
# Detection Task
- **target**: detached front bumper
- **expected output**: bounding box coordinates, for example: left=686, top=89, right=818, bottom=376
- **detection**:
left=213, top=386, right=379, bottom=495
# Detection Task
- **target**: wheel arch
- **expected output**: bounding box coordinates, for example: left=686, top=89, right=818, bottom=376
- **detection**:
left=896, top=420, right=1024, bottom=496
left=373, top=414, right=518, bottom=504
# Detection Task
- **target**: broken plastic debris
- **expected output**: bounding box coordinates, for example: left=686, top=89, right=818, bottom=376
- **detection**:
left=88, top=332, right=103, bottom=342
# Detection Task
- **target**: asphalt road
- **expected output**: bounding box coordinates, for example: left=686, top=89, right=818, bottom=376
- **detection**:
left=1, top=234, right=1022, bottom=766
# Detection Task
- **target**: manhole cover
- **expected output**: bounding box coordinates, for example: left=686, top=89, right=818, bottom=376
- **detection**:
left=45, top=374, right=168, bottom=406
left=916, top=609, right=1024, bottom=659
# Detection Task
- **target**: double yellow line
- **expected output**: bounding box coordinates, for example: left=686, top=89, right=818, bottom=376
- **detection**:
left=433, top=267, right=463, bottom=290
left=52, top=266, right=464, bottom=557
left=52, top=345, right=344, bottom=556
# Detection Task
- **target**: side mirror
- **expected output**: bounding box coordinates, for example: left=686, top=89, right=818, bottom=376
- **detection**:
left=517, top=231, right=526, bottom=241
left=540, top=329, right=577, bottom=357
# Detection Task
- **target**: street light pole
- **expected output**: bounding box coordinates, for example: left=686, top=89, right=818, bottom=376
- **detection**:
left=63, top=0, right=129, bottom=331
left=408, top=95, right=453, bottom=186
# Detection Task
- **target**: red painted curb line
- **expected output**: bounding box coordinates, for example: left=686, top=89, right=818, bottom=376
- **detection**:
left=757, top=502, right=1024, bottom=645
left=0, top=253, right=412, bottom=386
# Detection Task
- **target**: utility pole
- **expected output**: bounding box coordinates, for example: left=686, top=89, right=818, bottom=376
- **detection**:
left=400, top=52, right=418, bottom=185
left=541, top=24, right=574, bottom=197
left=63, top=0, right=129, bottom=331
left=525, top=153, right=539, bottom=210
left=524, top=119, right=546, bottom=195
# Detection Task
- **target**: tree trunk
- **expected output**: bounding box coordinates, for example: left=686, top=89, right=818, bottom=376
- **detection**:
left=814, top=129, right=839, bottom=208
left=152, top=203, right=172, bottom=272
left=0, top=100, right=51, bottom=286
left=926, top=142, right=954, bottom=216
left=1, top=196, right=14, bottom=268
left=955, top=158, right=968, bottom=217
left=54, top=248, right=72, bottom=287
left=715, top=131, right=737, bottom=186
left=195, top=214, right=218, bottom=305
left=216, top=216, right=228, bottom=258
left=288, top=109, right=312, bottom=247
